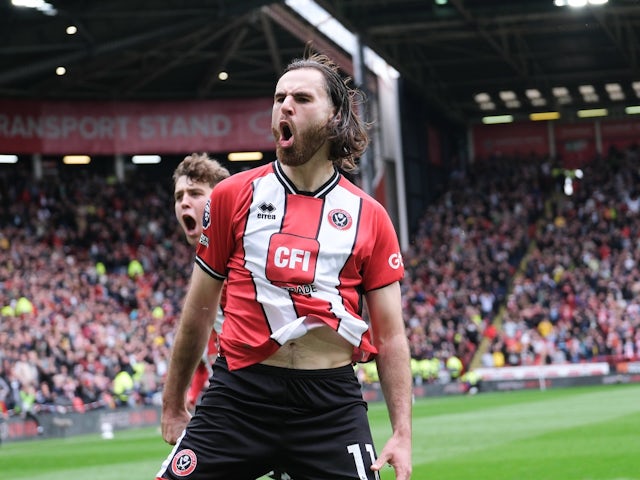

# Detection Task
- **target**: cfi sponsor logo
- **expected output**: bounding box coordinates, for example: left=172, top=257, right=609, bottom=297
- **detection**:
left=171, top=449, right=198, bottom=477
left=199, top=233, right=209, bottom=247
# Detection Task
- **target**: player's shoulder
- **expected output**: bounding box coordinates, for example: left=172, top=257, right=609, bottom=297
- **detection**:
left=337, top=174, right=385, bottom=210
left=215, top=162, right=275, bottom=194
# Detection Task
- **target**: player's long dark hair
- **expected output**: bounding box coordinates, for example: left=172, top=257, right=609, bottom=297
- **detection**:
left=283, top=52, right=369, bottom=172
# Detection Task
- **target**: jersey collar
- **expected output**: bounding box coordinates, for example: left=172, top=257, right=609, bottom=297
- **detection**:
left=273, top=160, right=340, bottom=198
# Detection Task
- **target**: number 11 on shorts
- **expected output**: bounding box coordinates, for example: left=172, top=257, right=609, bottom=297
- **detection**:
left=347, top=443, right=380, bottom=480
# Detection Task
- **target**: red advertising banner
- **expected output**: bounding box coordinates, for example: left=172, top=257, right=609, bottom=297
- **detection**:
left=0, top=98, right=275, bottom=155
left=554, top=123, right=596, bottom=168
left=600, top=119, right=640, bottom=155
left=472, top=122, right=549, bottom=160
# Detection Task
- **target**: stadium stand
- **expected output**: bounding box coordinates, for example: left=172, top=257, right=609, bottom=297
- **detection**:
left=400, top=153, right=553, bottom=381
left=484, top=150, right=640, bottom=369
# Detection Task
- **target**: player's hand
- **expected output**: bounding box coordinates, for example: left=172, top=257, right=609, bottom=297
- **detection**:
left=161, top=406, right=192, bottom=445
left=371, top=433, right=412, bottom=480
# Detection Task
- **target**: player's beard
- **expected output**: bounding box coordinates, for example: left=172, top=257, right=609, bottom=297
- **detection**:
left=275, top=120, right=330, bottom=167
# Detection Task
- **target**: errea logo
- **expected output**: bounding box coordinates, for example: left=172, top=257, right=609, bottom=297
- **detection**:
left=257, top=202, right=276, bottom=219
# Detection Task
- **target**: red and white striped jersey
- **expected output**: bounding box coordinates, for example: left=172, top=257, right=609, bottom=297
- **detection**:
left=195, top=161, right=404, bottom=370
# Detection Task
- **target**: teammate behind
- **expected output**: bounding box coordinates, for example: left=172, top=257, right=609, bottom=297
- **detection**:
left=173, top=153, right=229, bottom=409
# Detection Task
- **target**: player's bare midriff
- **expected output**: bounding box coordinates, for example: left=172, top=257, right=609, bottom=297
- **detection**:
left=261, top=325, right=354, bottom=369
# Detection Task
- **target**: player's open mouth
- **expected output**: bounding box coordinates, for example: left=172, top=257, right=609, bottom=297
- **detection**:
left=183, top=214, right=196, bottom=231
left=279, top=122, right=294, bottom=148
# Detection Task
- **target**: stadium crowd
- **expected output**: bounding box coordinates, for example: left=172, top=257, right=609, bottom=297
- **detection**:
left=399, top=154, right=552, bottom=383
left=0, top=168, right=191, bottom=415
left=1, top=147, right=640, bottom=418
left=483, top=148, right=640, bottom=368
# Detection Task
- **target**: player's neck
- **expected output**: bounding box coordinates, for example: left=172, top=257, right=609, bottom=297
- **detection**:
left=280, top=157, right=335, bottom=193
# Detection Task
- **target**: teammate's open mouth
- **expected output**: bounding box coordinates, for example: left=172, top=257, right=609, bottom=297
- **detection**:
left=183, top=214, right=196, bottom=230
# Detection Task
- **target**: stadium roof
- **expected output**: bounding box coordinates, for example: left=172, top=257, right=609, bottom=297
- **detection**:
left=3, top=0, right=640, bottom=125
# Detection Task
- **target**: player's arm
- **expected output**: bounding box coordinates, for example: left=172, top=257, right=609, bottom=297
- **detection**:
left=161, top=265, right=222, bottom=444
left=366, top=281, right=413, bottom=480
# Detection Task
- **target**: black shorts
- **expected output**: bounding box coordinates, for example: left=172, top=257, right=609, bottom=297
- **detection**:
left=156, top=356, right=379, bottom=480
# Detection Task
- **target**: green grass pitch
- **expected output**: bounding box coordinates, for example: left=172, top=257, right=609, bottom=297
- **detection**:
left=3, top=384, right=639, bottom=479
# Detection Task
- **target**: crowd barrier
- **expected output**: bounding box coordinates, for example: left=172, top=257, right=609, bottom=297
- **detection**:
left=477, top=361, right=640, bottom=393
left=5, top=362, right=640, bottom=442
left=2, top=405, right=161, bottom=443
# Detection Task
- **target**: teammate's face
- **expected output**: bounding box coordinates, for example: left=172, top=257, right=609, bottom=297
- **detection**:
left=272, top=68, right=336, bottom=167
left=174, top=176, right=213, bottom=245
